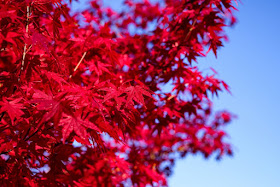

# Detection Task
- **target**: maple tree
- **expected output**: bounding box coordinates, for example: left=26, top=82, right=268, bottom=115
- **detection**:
left=0, top=0, right=237, bottom=186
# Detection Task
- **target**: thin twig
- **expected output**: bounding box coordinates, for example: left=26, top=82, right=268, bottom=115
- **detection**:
left=0, top=112, right=4, bottom=121
left=0, top=148, right=16, bottom=155
left=69, top=51, right=87, bottom=78
left=184, top=19, right=197, bottom=41
left=183, top=2, right=206, bottom=42
left=24, top=128, right=40, bottom=141
left=0, top=122, right=55, bottom=155
left=18, top=5, right=31, bottom=82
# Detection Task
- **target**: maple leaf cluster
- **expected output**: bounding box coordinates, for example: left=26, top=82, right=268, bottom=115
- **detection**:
left=0, top=0, right=237, bottom=186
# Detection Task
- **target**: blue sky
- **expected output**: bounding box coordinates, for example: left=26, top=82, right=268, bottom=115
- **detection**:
left=169, top=1, right=280, bottom=186
left=73, top=0, right=280, bottom=186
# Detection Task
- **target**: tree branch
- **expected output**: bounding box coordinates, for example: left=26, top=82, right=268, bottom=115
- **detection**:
left=69, top=51, right=87, bottom=78
left=18, top=5, right=31, bottom=82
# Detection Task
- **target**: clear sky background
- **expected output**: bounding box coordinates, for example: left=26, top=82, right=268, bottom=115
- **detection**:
left=72, top=0, right=280, bottom=186
left=168, top=1, right=280, bottom=186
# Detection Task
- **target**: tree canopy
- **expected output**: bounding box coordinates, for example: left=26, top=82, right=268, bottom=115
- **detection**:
left=0, top=0, right=237, bottom=186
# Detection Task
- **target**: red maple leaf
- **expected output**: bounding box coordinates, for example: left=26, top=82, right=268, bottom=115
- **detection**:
left=59, top=114, right=101, bottom=143
left=0, top=97, right=24, bottom=124
left=31, top=90, right=70, bottom=125
left=125, top=85, right=153, bottom=107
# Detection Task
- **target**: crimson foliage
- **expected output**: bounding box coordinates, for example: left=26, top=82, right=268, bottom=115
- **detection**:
left=0, top=0, right=237, bottom=186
